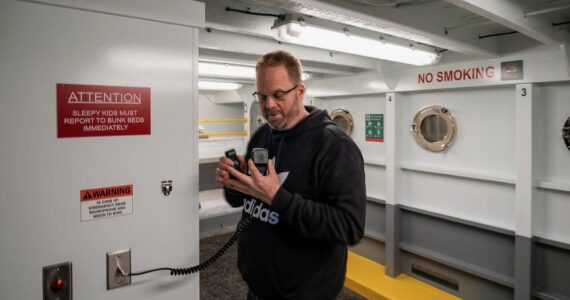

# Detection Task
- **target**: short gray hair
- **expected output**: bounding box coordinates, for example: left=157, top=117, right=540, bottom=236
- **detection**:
left=256, top=50, right=303, bottom=84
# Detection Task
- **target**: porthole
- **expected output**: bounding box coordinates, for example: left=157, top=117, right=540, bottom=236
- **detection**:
left=330, top=108, right=354, bottom=136
left=563, top=116, right=570, bottom=151
left=411, top=105, right=456, bottom=152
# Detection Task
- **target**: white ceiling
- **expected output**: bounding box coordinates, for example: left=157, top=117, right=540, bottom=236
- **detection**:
left=197, top=0, right=570, bottom=81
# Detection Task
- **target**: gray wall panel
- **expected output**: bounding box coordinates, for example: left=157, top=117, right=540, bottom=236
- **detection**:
left=401, top=252, right=513, bottom=300
left=365, top=201, right=386, bottom=239
left=350, top=239, right=386, bottom=265
left=401, top=209, right=515, bottom=278
left=200, top=162, right=221, bottom=191
left=515, top=235, right=533, bottom=300
left=534, top=241, right=570, bottom=299
left=386, top=204, right=402, bottom=277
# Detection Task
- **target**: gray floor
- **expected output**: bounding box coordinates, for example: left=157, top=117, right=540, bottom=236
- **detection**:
left=199, top=230, right=366, bottom=300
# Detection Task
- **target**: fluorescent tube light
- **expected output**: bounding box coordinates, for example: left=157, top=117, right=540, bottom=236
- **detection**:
left=199, top=61, right=312, bottom=81
left=199, top=81, right=242, bottom=91
left=199, top=62, right=256, bottom=79
left=272, top=16, right=440, bottom=66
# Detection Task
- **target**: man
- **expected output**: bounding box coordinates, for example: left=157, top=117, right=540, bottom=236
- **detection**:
left=216, top=50, right=366, bottom=300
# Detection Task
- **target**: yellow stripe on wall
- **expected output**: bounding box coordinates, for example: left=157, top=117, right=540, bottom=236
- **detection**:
left=199, top=130, right=247, bottom=137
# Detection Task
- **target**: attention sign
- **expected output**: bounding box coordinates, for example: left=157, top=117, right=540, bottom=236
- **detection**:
left=80, top=184, right=133, bottom=222
left=57, top=83, right=150, bottom=138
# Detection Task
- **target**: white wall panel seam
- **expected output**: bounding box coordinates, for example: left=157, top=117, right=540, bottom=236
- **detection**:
left=192, top=29, right=201, bottom=300
left=515, top=84, right=535, bottom=238
left=385, top=92, right=402, bottom=206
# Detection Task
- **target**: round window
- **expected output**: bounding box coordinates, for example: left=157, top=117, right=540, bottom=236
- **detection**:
left=563, top=115, right=570, bottom=151
left=411, top=105, right=456, bottom=152
left=330, top=108, right=354, bottom=136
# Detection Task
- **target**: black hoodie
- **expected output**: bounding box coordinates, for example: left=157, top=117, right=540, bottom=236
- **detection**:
left=224, top=106, right=366, bottom=300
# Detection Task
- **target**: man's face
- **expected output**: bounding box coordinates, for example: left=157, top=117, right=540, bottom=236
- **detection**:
left=256, top=65, right=305, bottom=131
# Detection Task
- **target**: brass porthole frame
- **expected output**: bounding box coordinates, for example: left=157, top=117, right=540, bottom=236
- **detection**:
left=330, top=108, right=354, bottom=136
left=411, top=105, right=457, bottom=152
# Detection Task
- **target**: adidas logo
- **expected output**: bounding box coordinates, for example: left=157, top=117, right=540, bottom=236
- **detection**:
left=243, top=198, right=279, bottom=225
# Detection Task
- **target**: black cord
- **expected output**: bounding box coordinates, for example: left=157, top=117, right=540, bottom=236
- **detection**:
left=126, top=215, right=251, bottom=277
left=225, top=7, right=284, bottom=19
left=128, top=268, right=172, bottom=276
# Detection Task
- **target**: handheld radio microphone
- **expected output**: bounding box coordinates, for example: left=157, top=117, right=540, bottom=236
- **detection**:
left=224, top=149, right=241, bottom=179
left=251, top=148, right=269, bottom=176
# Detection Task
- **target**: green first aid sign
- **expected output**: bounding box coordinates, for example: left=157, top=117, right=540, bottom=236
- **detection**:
left=365, top=114, right=384, bottom=142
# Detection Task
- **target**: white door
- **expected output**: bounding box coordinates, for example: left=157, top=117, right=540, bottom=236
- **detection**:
left=0, top=1, right=201, bottom=299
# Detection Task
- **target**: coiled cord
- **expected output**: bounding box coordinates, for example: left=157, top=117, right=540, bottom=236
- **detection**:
left=170, top=215, right=251, bottom=276
left=126, top=215, right=251, bottom=277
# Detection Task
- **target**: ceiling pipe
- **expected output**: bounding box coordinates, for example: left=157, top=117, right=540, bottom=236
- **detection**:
left=524, top=4, right=570, bottom=18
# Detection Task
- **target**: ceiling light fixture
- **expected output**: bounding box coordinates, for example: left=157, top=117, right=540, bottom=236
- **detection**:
left=199, top=62, right=255, bottom=79
left=271, top=14, right=440, bottom=66
left=198, top=81, right=242, bottom=91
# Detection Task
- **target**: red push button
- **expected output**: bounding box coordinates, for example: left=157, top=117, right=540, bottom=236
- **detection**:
left=50, top=278, right=64, bottom=293
left=43, top=262, right=71, bottom=299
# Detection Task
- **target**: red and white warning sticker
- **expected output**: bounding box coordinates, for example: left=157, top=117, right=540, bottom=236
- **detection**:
left=80, top=184, right=133, bottom=222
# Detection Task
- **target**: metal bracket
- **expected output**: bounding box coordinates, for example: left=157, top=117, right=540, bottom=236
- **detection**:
left=162, top=180, right=173, bottom=196
left=563, top=117, right=570, bottom=150
left=106, top=249, right=131, bottom=290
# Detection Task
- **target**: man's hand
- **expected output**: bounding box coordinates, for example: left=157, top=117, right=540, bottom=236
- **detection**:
left=224, top=159, right=281, bottom=205
left=216, top=155, right=246, bottom=184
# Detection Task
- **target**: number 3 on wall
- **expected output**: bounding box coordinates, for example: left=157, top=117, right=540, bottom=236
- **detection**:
left=521, top=88, right=527, bottom=96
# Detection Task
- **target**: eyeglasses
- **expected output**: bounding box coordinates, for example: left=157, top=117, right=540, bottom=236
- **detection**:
left=252, top=84, right=298, bottom=102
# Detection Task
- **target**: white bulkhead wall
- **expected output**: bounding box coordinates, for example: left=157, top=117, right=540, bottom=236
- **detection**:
left=0, top=1, right=204, bottom=299
left=314, top=45, right=570, bottom=244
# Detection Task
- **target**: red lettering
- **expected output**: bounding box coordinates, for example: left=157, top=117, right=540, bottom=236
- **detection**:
left=423, top=66, right=495, bottom=83
left=418, top=73, right=433, bottom=83
left=454, top=70, right=462, bottom=81
left=475, top=68, right=484, bottom=79
left=486, top=66, right=495, bottom=78
left=444, top=70, right=453, bottom=82
left=418, top=73, right=424, bottom=83
left=436, top=71, right=443, bottom=82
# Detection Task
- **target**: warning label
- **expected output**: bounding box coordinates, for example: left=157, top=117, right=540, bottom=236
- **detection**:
left=80, top=184, right=133, bottom=222
left=57, top=84, right=151, bottom=138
